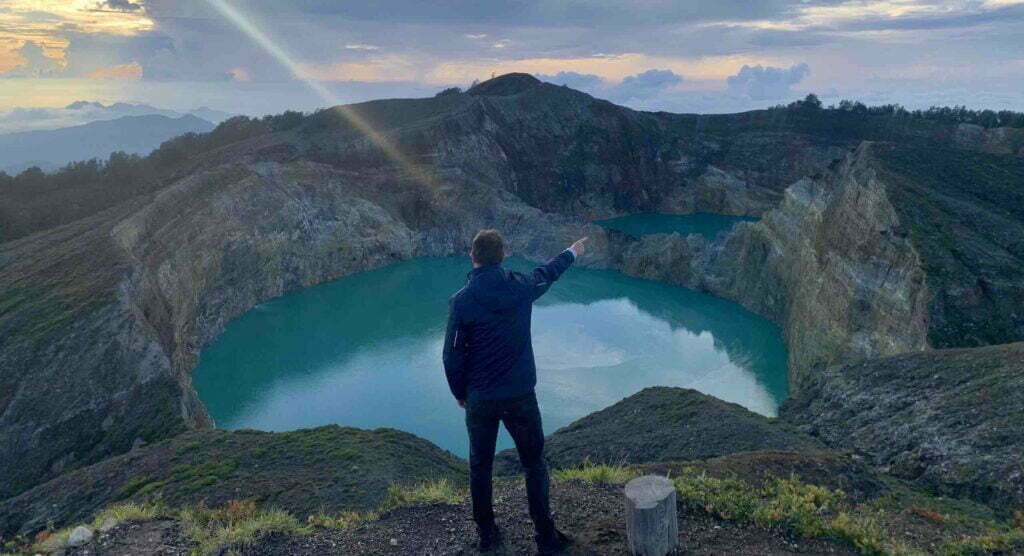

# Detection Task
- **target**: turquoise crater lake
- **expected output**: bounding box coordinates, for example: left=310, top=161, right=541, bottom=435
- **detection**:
left=596, top=212, right=759, bottom=240
left=194, top=256, right=787, bottom=458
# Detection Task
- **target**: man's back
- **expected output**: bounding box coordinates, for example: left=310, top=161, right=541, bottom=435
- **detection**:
left=444, top=250, right=575, bottom=402
left=442, top=230, right=584, bottom=554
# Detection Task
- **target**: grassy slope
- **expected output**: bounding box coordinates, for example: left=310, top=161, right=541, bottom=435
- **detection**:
left=0, top=426, right=466, bottom=537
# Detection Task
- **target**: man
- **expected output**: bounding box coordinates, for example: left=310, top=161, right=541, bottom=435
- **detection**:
left=443, top=229, right=586, bottom=554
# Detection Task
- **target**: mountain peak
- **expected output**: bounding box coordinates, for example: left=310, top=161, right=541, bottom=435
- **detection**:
left=65, top=100, right=105, bottom=110
left=467, top=73, right=541, bottom=96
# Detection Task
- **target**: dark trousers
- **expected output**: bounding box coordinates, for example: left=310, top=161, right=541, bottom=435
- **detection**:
left=465, top=391, right=555, bottom=537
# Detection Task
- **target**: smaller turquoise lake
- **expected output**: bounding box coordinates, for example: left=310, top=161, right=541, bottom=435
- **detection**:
left=596, top=212, right=758, bottom=239
left=194, top=215, right=787, bottom=458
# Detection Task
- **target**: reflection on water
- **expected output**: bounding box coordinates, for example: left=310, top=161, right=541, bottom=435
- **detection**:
left=596, top=212, right=759, bottom=240
left=193, top=257, right=787, bottom=457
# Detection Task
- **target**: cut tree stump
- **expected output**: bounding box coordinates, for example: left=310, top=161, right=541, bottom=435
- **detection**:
left=624, top=474, right=678, bottom=555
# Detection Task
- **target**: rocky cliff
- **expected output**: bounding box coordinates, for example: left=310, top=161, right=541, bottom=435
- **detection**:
left=614, top=140, right=1023, bottom=383
left=782, top=342, right=1024, bottom=513
left=1, top=73, right=1022, bottom=507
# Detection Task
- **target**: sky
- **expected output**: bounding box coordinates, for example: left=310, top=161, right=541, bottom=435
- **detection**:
left=1, top=0, right=1023, bottom=127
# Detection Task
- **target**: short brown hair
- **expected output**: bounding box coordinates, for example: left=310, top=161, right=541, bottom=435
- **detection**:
left=471, top=229, right=504, bottom=265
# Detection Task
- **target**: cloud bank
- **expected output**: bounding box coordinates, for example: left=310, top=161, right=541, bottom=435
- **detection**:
left=726, top=63, right=811, bottom=100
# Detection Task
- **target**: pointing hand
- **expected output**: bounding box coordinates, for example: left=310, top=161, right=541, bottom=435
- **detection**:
left=570, top=237, right=588, bottom=258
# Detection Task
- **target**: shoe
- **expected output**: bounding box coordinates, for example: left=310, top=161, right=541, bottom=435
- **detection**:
left=479, top=524, right=502, bottom=552
left=535, top=528, right=573, bottom=555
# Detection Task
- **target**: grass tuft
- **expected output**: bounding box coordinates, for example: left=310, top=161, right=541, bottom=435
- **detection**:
left=92, top=501, right=169, bottom=528
left=307, top=509, right=379, bottom=530
left=552, top=461, right=639, bottom=485
left=381, top=478, right=463, bottom=511
left=179, top=499, right=309, bottom=555
left=940, top=528, right=1024, bottom=556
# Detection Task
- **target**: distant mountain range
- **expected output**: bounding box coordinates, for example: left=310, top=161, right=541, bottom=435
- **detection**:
left=0, top=114, right=216, bottom=175
left=62, top=100, right=231, bottom=126
left=0, top=100, right=232, bottom=134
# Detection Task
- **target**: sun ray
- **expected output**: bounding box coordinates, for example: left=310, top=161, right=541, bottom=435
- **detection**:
left=204, top=0, right=433, bottom=185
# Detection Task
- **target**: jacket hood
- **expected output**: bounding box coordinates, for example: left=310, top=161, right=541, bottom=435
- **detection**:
left=467, top=265, right=519, bottom=312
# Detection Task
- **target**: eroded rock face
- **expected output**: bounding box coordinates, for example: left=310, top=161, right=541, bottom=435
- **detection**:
left=711, top=145, right=932, bottom=382
left=953, top=123, right=1024, bottom=156
left=780, top=342, right=1024, bottom=512
left=612, top=145, right=932, bottom=383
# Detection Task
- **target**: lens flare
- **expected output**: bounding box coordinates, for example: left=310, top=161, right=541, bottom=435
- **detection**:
left=204, top=0, right=431, bottom=183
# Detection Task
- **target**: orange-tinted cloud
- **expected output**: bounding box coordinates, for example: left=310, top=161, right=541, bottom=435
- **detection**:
left=86, top=60, right=142, bottom=79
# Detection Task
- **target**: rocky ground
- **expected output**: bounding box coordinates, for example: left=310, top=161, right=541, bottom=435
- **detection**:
left=246, top=480, right=856, bottom=556
left=34, top=463, right=1022, bottom=556
left=51, top=484, right=850, bottom=556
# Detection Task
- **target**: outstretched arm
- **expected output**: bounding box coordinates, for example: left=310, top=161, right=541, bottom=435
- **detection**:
left=522, top=237, right=588, bottom=301
left=442, top=298, right=468, bottom=405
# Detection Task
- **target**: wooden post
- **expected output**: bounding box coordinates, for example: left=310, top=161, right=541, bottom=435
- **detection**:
left=624, top=475, right=678, bottom=555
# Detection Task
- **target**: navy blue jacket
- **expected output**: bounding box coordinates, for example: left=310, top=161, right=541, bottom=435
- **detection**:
left=443, top=250, right=575, bottom=401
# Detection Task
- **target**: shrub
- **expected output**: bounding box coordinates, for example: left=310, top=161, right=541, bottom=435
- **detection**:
left=829, top=512, right=888, bottom=555
left=673, top=468, right=761, bottom=521
left=752, top=476, right=840, bottom=537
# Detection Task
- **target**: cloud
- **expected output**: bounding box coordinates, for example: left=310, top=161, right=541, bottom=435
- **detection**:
left=86, top=61, right=143, bottom=79
left=537, top=68, right=684, bottom=103
left=344, top=43, right=380, bottom=51
left=834, top=2, right=1024, bottom=32
left=2, top=41, right=64, bottom=78
left=97, top=0, right=143, bottom=11
left=612, top=69, right=683, bottom=100
left=726, top=63, right=810, bottom=100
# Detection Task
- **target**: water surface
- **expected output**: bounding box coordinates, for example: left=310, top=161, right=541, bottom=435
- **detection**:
left=596, top=212, right=758, bottom=239
left=194, top=257, right=787, bottom=457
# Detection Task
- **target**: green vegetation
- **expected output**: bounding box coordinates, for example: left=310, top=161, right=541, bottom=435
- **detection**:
left=553, top=462, right=1023, bottom=556
left=380, top=478, right=464, bottom=511
left=92, top=501, right=170, bottom=527
left=180, top=500, right=308, bottom=556
left=307, top=509, right=379, bottom=530
left=307, top=477, right=462, bottom=531
left=0, top=113, right=304, bottom=242
left=940, top=529, right=1024, bottom=555
left=48, top=478, right=462, bottom=554
left=784, top=94, right=1024, bottom=129
left=552, top=461, right=639, bottom=485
